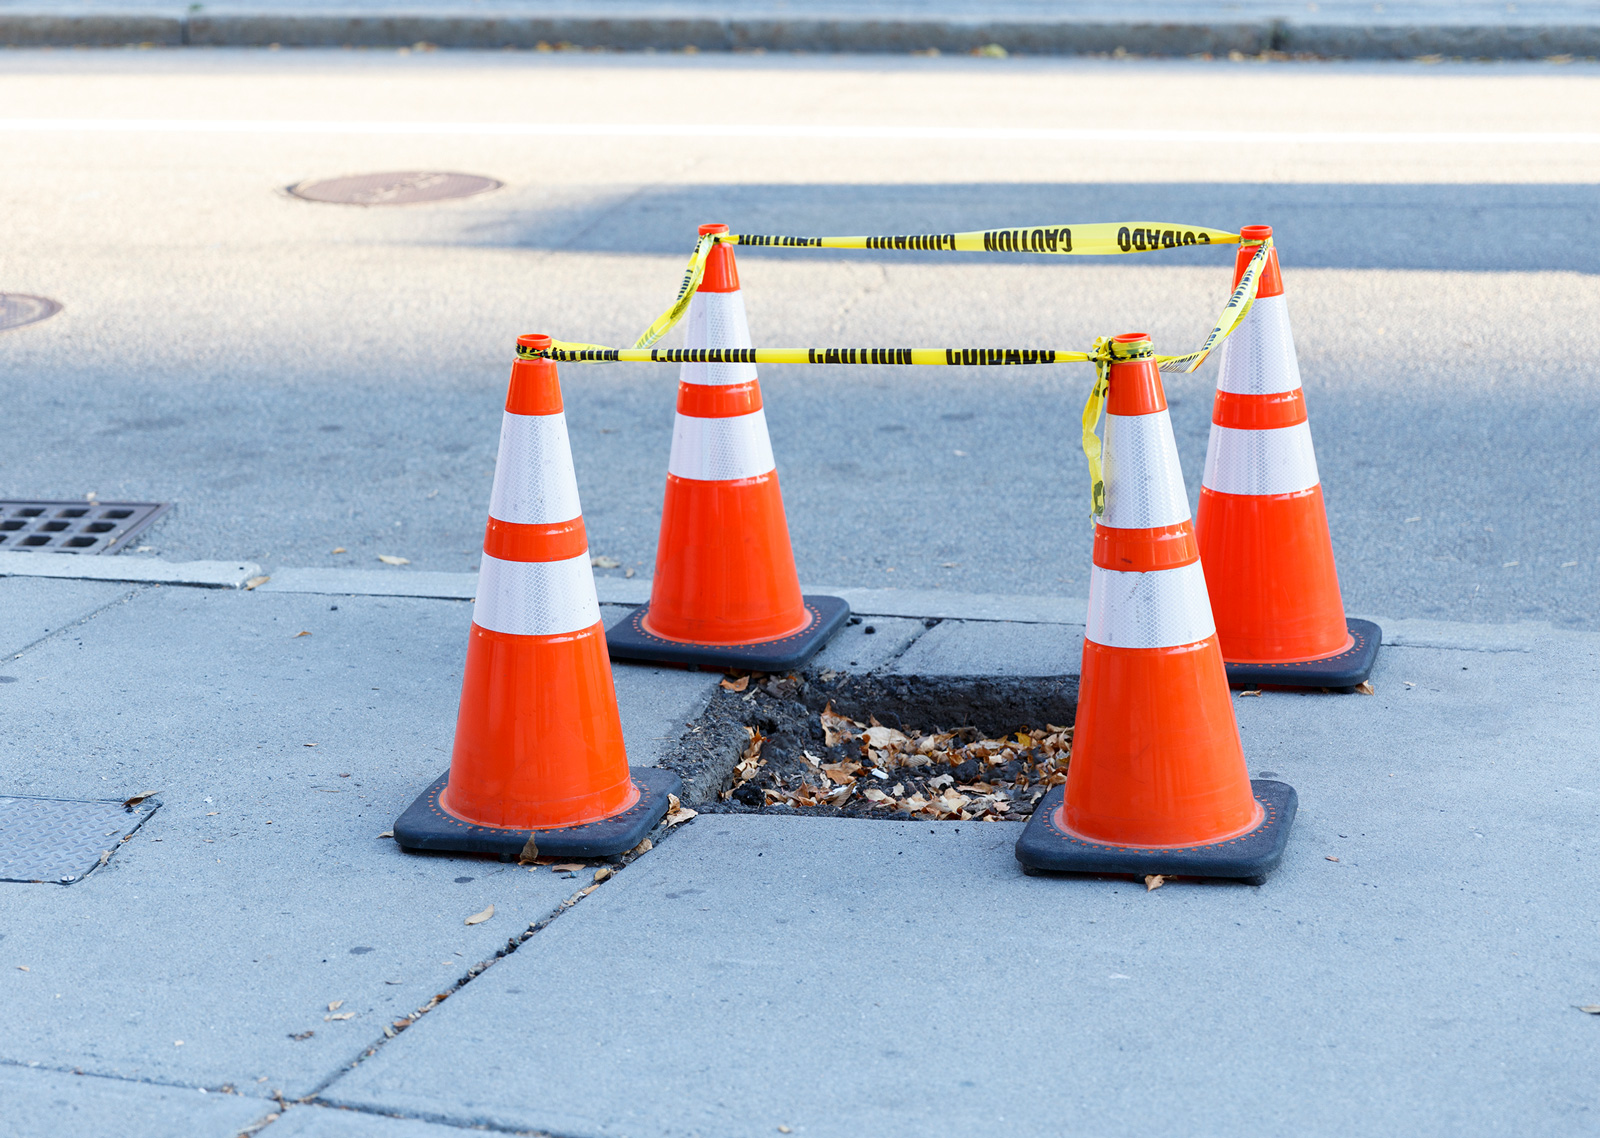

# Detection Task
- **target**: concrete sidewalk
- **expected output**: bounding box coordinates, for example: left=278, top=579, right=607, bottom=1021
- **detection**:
left=0, top=561, right=1596, bottom=1136
left=3, top=0, right=1600, bottom=56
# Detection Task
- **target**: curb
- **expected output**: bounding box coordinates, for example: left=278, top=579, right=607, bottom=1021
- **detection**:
left=2, top=13, right=1598, bottom=59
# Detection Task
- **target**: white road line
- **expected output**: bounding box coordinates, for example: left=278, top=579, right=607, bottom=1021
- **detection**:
left=1, top=119, right=1597, bottom=144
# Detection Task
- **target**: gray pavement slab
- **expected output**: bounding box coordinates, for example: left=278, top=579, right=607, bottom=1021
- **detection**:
left=0, top=576, right=137, bottom=659
left=322, top=619, right=1600, bottom=1137
left=807, top=615, right=929, bottom=674
left=0, top=1064, right=269, bottom=1138
left=0, top=584, right=703, bottom=1101
left=263, top=1102, right=469, bottom=1137
left=892, top=617, right=1083, bottom=675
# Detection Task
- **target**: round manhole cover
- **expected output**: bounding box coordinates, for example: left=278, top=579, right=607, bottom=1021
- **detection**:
left=289, top=171, right=502, bottom=206
left=0, top=294, right=62, bottom=333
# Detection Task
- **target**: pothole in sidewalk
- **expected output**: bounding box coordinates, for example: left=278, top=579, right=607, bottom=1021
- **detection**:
left=664, top=671, right=1079, bottom=823
left=288, top=171, right=502, bottom=206
left=0, top=294, right=62, bottom=333
left=0, top=500, right=171, bottom=554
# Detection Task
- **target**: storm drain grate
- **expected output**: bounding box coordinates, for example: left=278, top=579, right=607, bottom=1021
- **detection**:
left=0, top=294, right=62, bottom=333
left=0, top=500, right=171, bottom=555
left=0, top=795, right=159, bottom=885
left=289, top=171, right=502, bottom=206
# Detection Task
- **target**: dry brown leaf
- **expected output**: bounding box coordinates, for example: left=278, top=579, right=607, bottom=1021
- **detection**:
left=1239, top=689, right=1263, bottom=698
left=244, top=575, right=270, bottom=590
left=720, top=675, right=750, bottom=692
left=377, top=830, right=394, bottom=839
left=293, top=630, right=312, bottom=638
left=861, top=788, right=891, bottom=803
left=820, top=702, right=860, bottom=747
left=122, top=792, right=156, bottom=808
left=16, top=965, right=28, bottom=972
left=593, top=866, right=615, bottom=884
left=590, top=555, right=622, bottom=569
left=1325, top=856, right=1340, bottom=862
left=331, top=547, right=347, bottom=554
left=327, top=1000, right=344, bottom=1011
left=628, top=838, right=653, bottom=856
left=377, top=554, right=410, bottom=566
left=464, top=904, right=495, bottom=926
left=1355, top=681, right=1376, bottom=695
left=324, top=1012, right=355, bottom=1022
left=516, top=833, right=540, bottom=865
left=664, top=806, right=698, bottom=826
left=1145, top=874, right=1166, bottom=891
left=863, top=724, right=910, bottom=751
left=550, top=862, right=586, bottom=873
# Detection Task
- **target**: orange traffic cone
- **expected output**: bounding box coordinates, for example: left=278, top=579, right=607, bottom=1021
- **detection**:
left=1016, top=334, right=1295, bottom=879
left=396, top=335, right=679, bottom=858
left=607, top=223, right=849, bottom=671
left=1195, top=225, right=1380, bottom=688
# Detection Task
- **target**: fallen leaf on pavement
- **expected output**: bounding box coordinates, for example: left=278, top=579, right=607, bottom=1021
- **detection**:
left=1356, top=681, right=1375, bottom=695
left=293, top=631, right=312, bottom=638
left=550, top=862, right=586, bottom=872
left=289, top=1031, right=314, bottom=1041
left=1579, top=1005, right=1600, bottom=1014
left=720, top=675, right=750, bottom=692
left=593, top=867, right=615, bottom=884
left=627, top=839, right=652, bottom=856
left=122, top=792, right=156, bottom=808
left=331, top=547, right=347, bottom=554
left=1326, top=856, right=1340, bottom=862
left=1145, top=875, right=1165, bottom=891
left=516, top=833, right=541, bottom=865
left=16, top=965, right=28, bottom=972
left=464, top=904, right=494, bottom=926
left=324, top=1013, right=354, bottom=1022
left=377, top=831, right=394, bottom=839
left=327, top=1000, right=343, bottom=1011
left=97, top=850, right=111, bottom=866
left=377, top=555, right=409, bottom=566
left=665, top=806, right=698, bottom=826
left=590, top=555, right=621, bottom=569
left=244, top=575, right=270, bottom=590
left=1239, top=690, right=1262, bottom=698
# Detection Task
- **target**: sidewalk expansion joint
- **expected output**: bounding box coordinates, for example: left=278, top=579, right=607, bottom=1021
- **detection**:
left=296, top=819, right=690, bottom=1113
left=4, top=585, right=151, bottom=664
left=0, top=1057, right=275, bottom=1111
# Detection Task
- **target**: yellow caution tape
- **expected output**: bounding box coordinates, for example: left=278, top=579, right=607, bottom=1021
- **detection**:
left=528, top=226, right=1273, bottom=520
left=729, top=222, right=1240, bottom=257
left=632, top=222, right=1241, bottom=349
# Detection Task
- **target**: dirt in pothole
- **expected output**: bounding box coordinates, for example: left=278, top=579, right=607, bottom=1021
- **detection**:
left=677, top=672, right=1077, bottom=822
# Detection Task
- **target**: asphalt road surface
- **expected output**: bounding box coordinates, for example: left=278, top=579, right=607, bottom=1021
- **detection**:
left=1, top=50, right=1597, bottom=628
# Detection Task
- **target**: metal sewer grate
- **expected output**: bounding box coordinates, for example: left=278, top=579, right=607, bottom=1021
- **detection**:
left=0, top=294, right=62, bottom=333
left=288, top=171, right=502, bottom=206
left=0, top=500, right=171, bottom=555
left=0, top=794, right=159, bottom=885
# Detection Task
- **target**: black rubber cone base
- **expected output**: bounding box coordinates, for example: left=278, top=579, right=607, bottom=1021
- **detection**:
left=1015, top=780, right=1297, bottom=881
left=606, top=594, right=850, bottom=672
left=1224, top=618, right=1381, bottom=690
left=394, top=767, right=681, bottom=860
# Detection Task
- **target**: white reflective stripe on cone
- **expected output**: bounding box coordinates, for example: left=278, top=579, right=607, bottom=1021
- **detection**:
left=473, top=550, right=601, bottom=637
left=1202, top=421, right=1321, bottom=496
left=680, top=290, right=758, bottom=386
left=487, top=411, right=583, bottom=525
left=1217, top=294, right=1302, bottom=396
left=1101, top=410, right=1191, bottom=530
left=1085, top=561, right=1216, bottom=650
left=667, top=409, right=777, bottom=482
